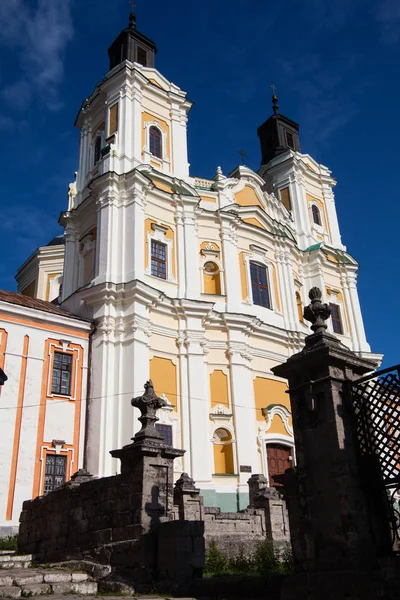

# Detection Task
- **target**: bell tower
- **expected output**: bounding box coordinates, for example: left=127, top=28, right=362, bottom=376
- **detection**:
left=108, top=7, right=157, bottom=70
left=257, top=89, right=301, bottom=167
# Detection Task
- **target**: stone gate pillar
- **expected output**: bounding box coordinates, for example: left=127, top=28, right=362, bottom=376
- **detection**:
left=272, top=288, right=389, bottom=600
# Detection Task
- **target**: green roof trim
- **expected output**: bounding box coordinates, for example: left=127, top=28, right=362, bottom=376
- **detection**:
left=304, top=243, right=322, bottom=253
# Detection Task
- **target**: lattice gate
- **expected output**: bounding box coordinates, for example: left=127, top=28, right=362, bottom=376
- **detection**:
left=350, top=365, right=400, bottom=553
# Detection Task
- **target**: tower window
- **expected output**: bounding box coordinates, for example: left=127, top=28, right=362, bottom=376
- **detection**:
left=94, top=136, right=102, bottom=164
left=312, top=204, right=322, bottom=226
left=151, top=240, right=167, bottom=279
left=137, top=46, right=148, bottom=67
left=285, top=131, right=295, bottom=149
left=155, top=424, right=172, bottom=446
left=250, top=262, right=271, bottom=309
left=51, top=352, right=73, bottom=396
left=330, top=303, right=343, bottom=335
left=149, top=126, right=162, bottom=159
left=44, top=454, right=67, bottom=494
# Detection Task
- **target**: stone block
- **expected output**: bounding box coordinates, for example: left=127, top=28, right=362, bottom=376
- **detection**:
left=0, top=576, right=13, bottom=587
left=0, top=585, right=21, bottom=598
left=43, top=571, right=71, bottom=583
left=50, top=583, right=74, bottom=594
left=71, top=572, right=89, bottom=582
left=70, top=581, right=98, bottom=594
left=13, top=573, right=43, bottom=586
left=20, top=583, right=51, bottom=596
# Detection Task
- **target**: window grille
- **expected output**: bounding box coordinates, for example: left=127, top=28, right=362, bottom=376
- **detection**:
left=330, top=303, right=343, bottom=335
left=250, top=262, right=271, bottom=309
left=151, top=240, right=167, bottom=279
left=51, top=352, right=73, bottom=396
left=149, top=126, right=162, bottom=159
left=44, top=454, right=67, bottom=494
left=155, top=424, right=172, bottom=446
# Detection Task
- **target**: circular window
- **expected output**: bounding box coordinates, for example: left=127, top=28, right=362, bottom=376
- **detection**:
left=204, top=261, right=218, bottom=274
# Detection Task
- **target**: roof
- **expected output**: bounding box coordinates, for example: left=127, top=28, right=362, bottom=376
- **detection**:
left=46, top=234, right=65, bottom=247
left=0, top=290, right=90, bottom=323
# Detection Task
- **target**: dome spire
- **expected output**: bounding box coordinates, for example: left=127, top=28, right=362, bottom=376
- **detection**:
left=270, top=84, right=279, bottom=115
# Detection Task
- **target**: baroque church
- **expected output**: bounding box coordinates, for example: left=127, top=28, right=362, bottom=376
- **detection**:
left=0, top=10, right=380, bottom=532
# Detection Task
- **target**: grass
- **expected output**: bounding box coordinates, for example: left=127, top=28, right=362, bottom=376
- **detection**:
left=204, top=540, right=293, bottom=578
left=0, top=535, right=18, bottom=552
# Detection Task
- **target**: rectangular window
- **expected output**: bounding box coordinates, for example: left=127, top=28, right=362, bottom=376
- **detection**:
left=151, top=240, right=167, bottom=279
left=51, top=352, right=73, bottom=396
left=137, top=46, right=148, bottom=67
left=155, top=424, right=173, bottom=446
left=280, top=187, right=292, bottom=212
left=286, top=131, right=295, bottom=149
left=250, top=262, right=271, bottom=309
left=44, top=454, right=67, bottom=494
left=109, top=103, right=119, bottom=136
left=330, top=303, right=343, bottom=335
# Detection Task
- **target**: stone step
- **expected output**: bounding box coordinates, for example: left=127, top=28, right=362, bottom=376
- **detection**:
left=0, top=556, right=31, bottom=570
left=20, top=583, right=51, bottom=597
left=0, top=587, right=21, bottom=599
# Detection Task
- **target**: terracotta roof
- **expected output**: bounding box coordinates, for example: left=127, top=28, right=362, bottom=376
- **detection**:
left=0, top=290, right=90, bottom=323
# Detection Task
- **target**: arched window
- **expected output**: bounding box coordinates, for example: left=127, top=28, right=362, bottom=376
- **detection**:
left=149, top=126, right=162, bottom=159
left=213, top=428, right=234, bottom=474
left=296, top=292, right=303, bottom=322
left=250, top=262, right=271, bottom=309
left=312, top=204, right=322, bottom=226
left=94, top=136, right=102, bottom=165
left=203, top=261, right=221, bottom=295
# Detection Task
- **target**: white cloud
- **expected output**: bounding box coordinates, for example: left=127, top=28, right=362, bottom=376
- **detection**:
left=376, top=0, right=400, bottom=44
left=0, top=0, right=73, bottom=111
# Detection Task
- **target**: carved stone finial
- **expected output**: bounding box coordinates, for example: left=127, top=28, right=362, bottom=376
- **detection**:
left=303, top=287, right=331, bottom=333
left=174, top=473, right=198, bottom=493
left=131, top=380, right=167, bottom=441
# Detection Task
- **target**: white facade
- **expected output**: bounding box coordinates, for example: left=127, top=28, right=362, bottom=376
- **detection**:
left=53, top=16, right=379, bottom=511
left=0, top=294, right=90, bottom=530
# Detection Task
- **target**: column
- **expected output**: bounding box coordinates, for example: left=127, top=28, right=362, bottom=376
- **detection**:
left=176, top=337, right=191, bottom=473
left=219, top=217, right=242, bottom=312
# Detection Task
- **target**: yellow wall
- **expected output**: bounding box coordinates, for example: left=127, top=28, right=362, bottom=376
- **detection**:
left=150, top=356, right=178, bottom=409
left=213, top=429, right=234, bottom=474
left=253, top=377, right=289, bottom=420
left=144, top=218, right=176, bottom=278
left=200, top=195, right=217, bottom=203
left=204, top=271, right=221, bottom=294
left=46, top=273, right=62, bottom=301
left=235, top=186, right=263, bottom=208
left=109, top=103, right=119, bottom=136
left=242, top=217, right=267, bottom=230
left=142, top=111, right=170, bottom=161
left=21, top=280, right=36, bottom=298
left=151, top=179, right=175, bottom=194
left=269, top=413, right=291, bottom=436
left=296, top=292, right=303, bottom=322
left=210, top=370, right=229, bottom=408
left=239, top=251, right=248, bottom=300
left=280, top=187, right=292, bottom=211
left=271, top=263, right=281, bottom=312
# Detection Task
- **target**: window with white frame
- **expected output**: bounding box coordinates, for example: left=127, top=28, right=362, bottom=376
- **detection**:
left=146, top=224, right=174, bottom=282
left=143, top=120, right=169, bottom=169
left=250, top=261, right=271, bottom=309
left=312, top=204, right=322, bottom=226
left=149, top=126, right=162, bottom=159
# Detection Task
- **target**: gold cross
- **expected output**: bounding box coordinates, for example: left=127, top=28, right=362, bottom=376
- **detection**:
left=270, top=84, right=277, bottom=96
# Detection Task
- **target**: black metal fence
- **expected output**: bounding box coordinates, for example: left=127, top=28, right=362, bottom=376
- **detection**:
left=350, top=365, right=400, bottom=553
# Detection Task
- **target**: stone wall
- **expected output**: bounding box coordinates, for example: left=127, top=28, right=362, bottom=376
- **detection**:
left=18, top=471, right=144, bottom=563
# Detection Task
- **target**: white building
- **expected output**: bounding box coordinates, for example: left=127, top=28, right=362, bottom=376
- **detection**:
left=0, top=8, right=380, bottom=531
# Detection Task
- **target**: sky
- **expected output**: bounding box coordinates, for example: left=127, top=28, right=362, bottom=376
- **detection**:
left=0, top=0, right=398, bottom=367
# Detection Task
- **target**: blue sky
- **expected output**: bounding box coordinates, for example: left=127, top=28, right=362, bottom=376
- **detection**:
left=0, top=0, right=398, bottom=366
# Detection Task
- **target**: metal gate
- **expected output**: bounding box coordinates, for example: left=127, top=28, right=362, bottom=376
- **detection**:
left=350, top=365, right=400, bottom=553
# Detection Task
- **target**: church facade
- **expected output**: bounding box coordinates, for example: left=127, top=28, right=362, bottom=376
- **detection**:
left=0, top=9, right=379, bottom=529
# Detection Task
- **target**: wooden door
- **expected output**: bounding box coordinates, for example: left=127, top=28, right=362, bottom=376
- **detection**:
left=267, top=443, right=292, bottom=486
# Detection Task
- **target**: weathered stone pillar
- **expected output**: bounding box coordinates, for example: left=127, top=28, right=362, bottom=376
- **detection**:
left=111, top=380, right=185, bottom=535
left=174, top=473, right=204, bottom=521
left=247, top=474, right=290, bottom=545
left=272, top=288, right=387, bottom=600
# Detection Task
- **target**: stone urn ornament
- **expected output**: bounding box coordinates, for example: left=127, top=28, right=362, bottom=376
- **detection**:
left=303, top=287, right=331, bottom=333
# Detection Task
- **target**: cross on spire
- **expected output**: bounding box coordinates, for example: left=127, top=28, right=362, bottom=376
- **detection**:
left=270, top=84, right=277, bottom=96
left=238, top=149, right=247, bottom=165
left=270, top=84, right=279, bottom=115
